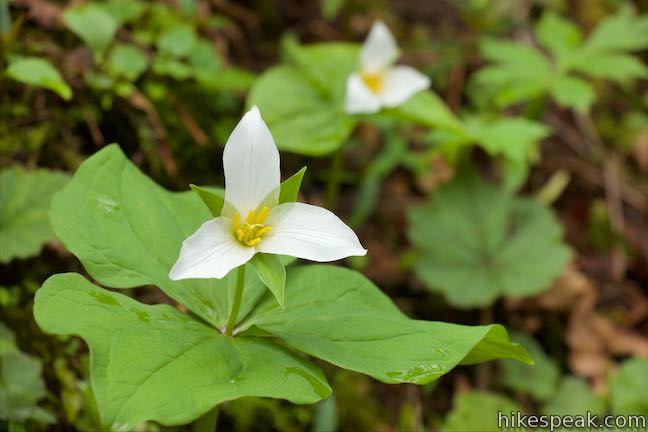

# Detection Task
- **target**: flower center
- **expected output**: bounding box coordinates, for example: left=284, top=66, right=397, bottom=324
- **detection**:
left=232, top=207, right=272, bottom=247
left=361, top=71, right=384, bottom=94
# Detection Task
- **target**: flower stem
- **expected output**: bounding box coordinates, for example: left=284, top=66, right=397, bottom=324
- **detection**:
left=225, top=266, right=245, bottom=336
left=325, top=145, right=345, bottom=210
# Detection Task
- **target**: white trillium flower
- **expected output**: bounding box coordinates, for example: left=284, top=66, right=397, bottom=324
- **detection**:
left=344, top=21, right=430, bottom=114
left=169, top=106, right=367, bottom=280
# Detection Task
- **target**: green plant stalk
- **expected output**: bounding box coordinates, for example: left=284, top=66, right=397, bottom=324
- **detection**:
left=325, top=145, right=345, bottom=210
left=225, top=266, right=245, bottom=336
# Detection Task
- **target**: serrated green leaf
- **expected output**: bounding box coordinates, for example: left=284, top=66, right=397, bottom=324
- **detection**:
left=251, top=253, right=286, bottom=307
left=243, top=266, right=532, bottom=385
left=247, top=65, right=356, bottom=156
left=34, top=273, right=330, bottom=429
left=106, top=44, right=149, bottom=81
left=465, top=117, right=550, bottom=163
left=0, top=323, right=55, bottom=424
left=582, top=12, right=648, bottom=54
left=6, top=57, right=73, bottom=100
left=442, top=391, right=525, bottom=432
left=157, top=24, right=197, bottom=57
left=63, top=4, right=118, bottom=57
left=189, top=184, right=225, bottom=217
left=535, top=12, right=582, bottom=61
left=408, top=173, right=570, bottom=308
left=0, top=168, right=70, bottom=263
left=279, top=167, right=307, bottom=204
left=571, top=53, right=647, bottom=83
left=500, top=333, right=560, bottom=401
left=550, top=75, right=595, bottom=113
left=473, top=38, right=552, bottom=107
left=542, top=376, right=606, bottom=416
left=49, top=145, right=265, bottom=328
left=609, top=357, right=648, bottom=415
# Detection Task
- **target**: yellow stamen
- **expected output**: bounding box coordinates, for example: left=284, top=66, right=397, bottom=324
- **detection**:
left=232, top=212, right=241, bottom=232
left=232, top=208, right=273, bottom=247
left=245, top=210, right=256, bottom=224
left=256, top=206, right=270, bottom=224
left=361, top=71, right=384, bottom=93
left=246, top=238, right=261, bottom=246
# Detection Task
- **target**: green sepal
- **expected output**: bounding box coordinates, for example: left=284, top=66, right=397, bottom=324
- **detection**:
left=250, top=253, right=286, bottom=307
left=279, top=167, right=307, bottom=204
left=189, top=185, right=225, bottom=217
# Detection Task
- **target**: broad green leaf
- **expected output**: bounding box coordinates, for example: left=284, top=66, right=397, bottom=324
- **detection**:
left=6, top=57, right=73, bottom=100
left=49, top=144, right=265, bottom=328
left=609, top=357, right=648, bottom=415
left=34, top=273, right=330, bottom=430
left=0, top=323, right=55, bottom=424
left=442, top=391, right=525, bottom=432
left=550, top=75, right=595, bottom=113
left=247, top=65, right=356, bottom=156
left=244, top=266, right=532, bottom=385
left=250, top=253, right=286, bottom=307
left=286, top=43, right=359, bottom=103
left=189, top=184, right=225, bottom=217
left=541, top=376, right=606, bottom=416
left=465, top=117, right=550, bottom=163
left=189, top=39, right=222, bottom=84
left=408, top=173, right=570, bottom=308
left=535, top=12, right=582, bottom=61
left=500, top=333, right=559, bottom=401
left=0, top=168, right=70, bottom=262
left=63, top=4, right=118, bottom=57
left=386, top=90, right=467, bottom=137
left=100, top=0, right=145, bottom=25
left=106, top=44, right=149, bottom=81
left=279, top=167, right=307, bottom=204
left=157, top=24, right=197, bottom=57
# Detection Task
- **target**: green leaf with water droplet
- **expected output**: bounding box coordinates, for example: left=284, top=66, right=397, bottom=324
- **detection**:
left=34, top=273, right=330, bottom=429
left=49, top=144, right=264, bottom=328
left=408, top=172, right=570, bottom=308
left=243, top=265, right=532, bottom=385
left=0, top=167, right=70, bottom=263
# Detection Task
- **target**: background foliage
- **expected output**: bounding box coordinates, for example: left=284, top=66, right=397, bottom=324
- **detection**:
left=1, top=0, right=647, bottom=431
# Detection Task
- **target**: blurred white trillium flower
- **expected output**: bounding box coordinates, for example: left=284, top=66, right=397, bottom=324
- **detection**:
left=169, top=106, right=367, bottom=280
left=344, top=21, right=430, bottom=114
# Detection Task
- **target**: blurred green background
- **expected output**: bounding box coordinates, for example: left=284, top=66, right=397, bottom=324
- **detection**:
left=1, top=0, right=647, bottom=431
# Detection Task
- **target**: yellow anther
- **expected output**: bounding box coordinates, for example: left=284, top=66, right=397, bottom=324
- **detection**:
left=246, top=238, right=261, bottom=246
left=256, top=206, right=270, bottom=224
left=232, top=209, right=272, bottom=247
left=245, top=210, right=256, bottom=224
left=232, top=212, right=241, bottom=232
left=255, top=226, right=272, bottom=237
left=361, top=71, right=384, bottom=94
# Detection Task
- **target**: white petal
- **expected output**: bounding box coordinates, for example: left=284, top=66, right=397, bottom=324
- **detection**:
left=257, top=203, right=367, bottom=262
left=379, top=65, right=430, bottom=107
left=360, top=20, right=399, bottom=73
left=223, top=106, right=280, bottom=217
left=344, top=73, right=382, bottom=114
left=169, top=218, right=255, bottom=280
